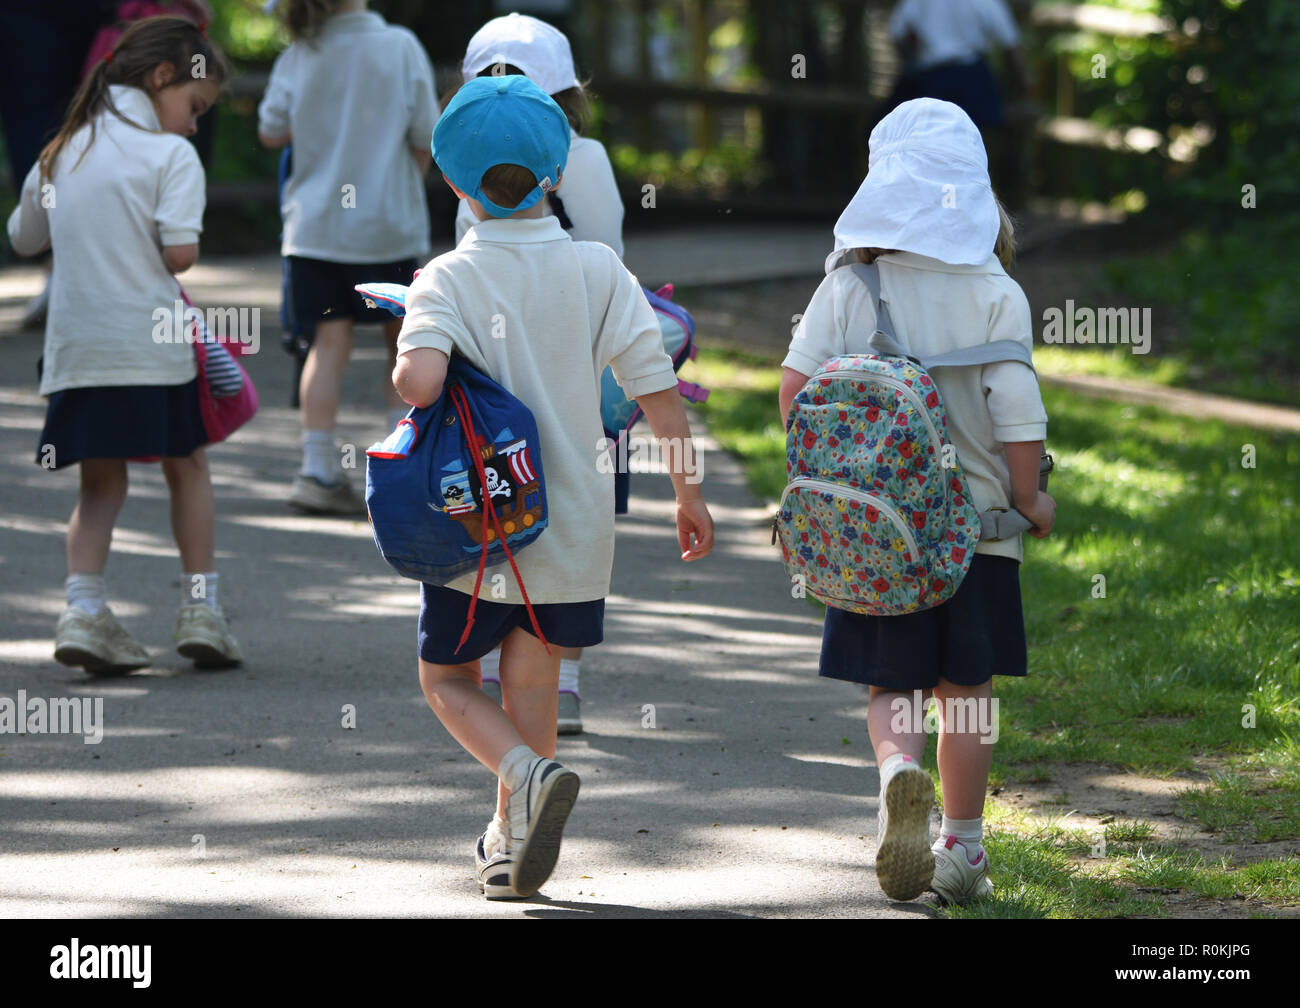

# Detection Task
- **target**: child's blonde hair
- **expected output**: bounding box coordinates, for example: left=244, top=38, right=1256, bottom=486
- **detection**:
left=852, top=196, right=1017, bottom=270
left=39, top=16, right=227, bottom=181
left=280, top=0, right=345, bottom=43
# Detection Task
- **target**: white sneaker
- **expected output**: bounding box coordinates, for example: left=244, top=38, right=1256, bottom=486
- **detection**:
left=506, top=756, right=580, bottom=897
left=475, top=824, right=518, bottom=900
left=874, top=764, right=935, bottom=901
left=54, top=605, right=151, bottom=674
left=288, top=474, right=367, bottom=516
left=557, top=691, right=582, bottom=735
left=175, top=604, right=243, bottom=668
left=930, top=836, right=994, bottom=904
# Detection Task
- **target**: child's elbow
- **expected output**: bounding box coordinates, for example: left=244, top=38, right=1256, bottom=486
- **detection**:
left=162, top=244, right=199, bottom=274
left=392, top=357, right=442, bottom=408
left=258, top=130, right=290, bottom=150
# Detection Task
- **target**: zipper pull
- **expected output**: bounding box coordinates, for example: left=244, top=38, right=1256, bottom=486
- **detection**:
left=771, top=513, right=779, bottom=546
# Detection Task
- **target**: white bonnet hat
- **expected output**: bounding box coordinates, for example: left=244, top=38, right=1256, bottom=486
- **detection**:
left=462, top=13, right=581, bottom=98
left=828, top=98, right=999, bottom=272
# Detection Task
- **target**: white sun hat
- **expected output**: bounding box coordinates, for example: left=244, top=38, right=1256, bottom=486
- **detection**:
left=828, top=98, right=1000, bottom=271
left=462, top=13, right=581, bottom=97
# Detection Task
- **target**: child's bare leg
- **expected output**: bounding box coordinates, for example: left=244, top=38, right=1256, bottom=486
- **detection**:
left=300, top=318, right=353, bottom=432
left=67, top=459, right=128, bottom=574
left=382, top=318, right=405, bottom=413
left=932, top=678, right=995, bottom=819
left=866, top=685, right=930, bottom=765
left=161, top=449, right=214, bottom=573
left=496, top=626, right=562, bottom=817
left=419, top=653, right=529, bottom=793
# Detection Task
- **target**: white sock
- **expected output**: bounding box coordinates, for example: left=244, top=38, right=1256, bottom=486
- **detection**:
left=484, top=813, right=511, bottom=856
left=941, top=815, right=984, bottom=863
left=182, top=571, right=219, bottom=610
left=558, top=657, right=580, bottom=696
left=480, top=647, right=501, bottom=684
left=66, top=573, right=105, bottom=615
left=386, top=407, right=407, bottom=433
left=498, top=744, right=537, bottom=794
left=302, top=429, right=339, bottom=482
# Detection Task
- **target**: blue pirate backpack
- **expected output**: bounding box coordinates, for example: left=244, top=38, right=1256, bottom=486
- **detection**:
left=365, top=356, right=549, bottom=653
left=774, top=262, right=1043, bottom=617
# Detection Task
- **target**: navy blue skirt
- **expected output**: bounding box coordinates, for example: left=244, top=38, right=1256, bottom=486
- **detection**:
left=819, top=554, right=1026, bottom=689
left=418, top=583, right=605, bottom=664
left=36, top=380, right=208, bottom=469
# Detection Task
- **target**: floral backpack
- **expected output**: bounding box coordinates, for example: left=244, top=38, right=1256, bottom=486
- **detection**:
left=774, top=262, right=1041, bottom=616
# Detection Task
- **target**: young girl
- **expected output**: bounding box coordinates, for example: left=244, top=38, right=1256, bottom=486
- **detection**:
left=258, top=0, right=438, bottom=515
left=6, top=17, right=241, bottom=672
left=779, top=98, right=1055, bottom=904
left=454, top=13, right=627, bottom=732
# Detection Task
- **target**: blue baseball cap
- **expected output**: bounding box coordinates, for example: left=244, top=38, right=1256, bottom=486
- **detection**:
left=433, top=74, right=570, bottom=219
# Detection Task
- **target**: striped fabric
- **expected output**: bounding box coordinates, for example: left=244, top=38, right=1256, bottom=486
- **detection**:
left=194, top=318, right=243, bottom=398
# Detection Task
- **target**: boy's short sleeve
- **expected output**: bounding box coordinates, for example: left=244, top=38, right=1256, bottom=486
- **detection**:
left=983, top=283, right=1047, bottom=442
left=155, top=142, right=206, bottom=246
left=783, top=270, right=855, bottom=377
left=595, top=253, right=677, bottom=399
left=397, top=269, right=469, bottom=360
left=257, top=51, right=294, bottom=140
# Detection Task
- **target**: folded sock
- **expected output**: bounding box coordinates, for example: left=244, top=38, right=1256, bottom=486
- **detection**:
left=498, top=744, right=537, bottom=794
left=558, top=657, right=580, bottom=696
left=182, top=571, right=219, bottom=611
left=941, top=815, right=984, bottom=864
left=302, top=429, right=339, bottom=483
left=484, top=813, right=511, bottom=857
left=66, top=573, right=105, bottom=615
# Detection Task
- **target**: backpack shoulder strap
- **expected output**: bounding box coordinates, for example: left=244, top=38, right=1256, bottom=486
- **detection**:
left=850, top=261, right=1035, bottom=374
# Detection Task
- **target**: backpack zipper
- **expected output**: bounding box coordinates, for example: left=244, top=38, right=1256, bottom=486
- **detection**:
left=777, top=477, right=919, bottom=560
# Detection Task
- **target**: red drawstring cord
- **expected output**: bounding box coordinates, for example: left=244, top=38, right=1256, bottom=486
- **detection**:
left=449, top=385, right=550, bottom=656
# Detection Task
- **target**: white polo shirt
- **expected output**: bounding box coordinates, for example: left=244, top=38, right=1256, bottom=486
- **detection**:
left=454, top=132, right=624, bottom=257
left=397, top=216, right=678, bottom=602
left=889, top=0, right=1020, bottom=69
left=259, top=11, right=438, bottom=263
left=7, top=85, right=203, bottom=395
left=784, top=252, right=1048, bottom=561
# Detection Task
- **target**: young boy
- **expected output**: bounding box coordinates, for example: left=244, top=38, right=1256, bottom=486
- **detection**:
left=393, top=75, right=714, bottom=900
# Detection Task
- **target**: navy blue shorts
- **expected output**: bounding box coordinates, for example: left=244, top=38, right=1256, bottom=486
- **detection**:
left=819, top=554, right=1027, bottom=689
left=282, top=255, right=419, bottom=359
left=36, top=380, right=207, bottom=469
left=418, top=583, right=605, bottom=664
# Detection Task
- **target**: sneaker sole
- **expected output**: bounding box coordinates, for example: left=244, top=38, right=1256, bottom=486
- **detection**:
left=876, top=769, right=935, bottom=901
left=176, top=639, right=241, bottom=668
left=53, top=642, right=148, bottom=675
left=511, top=767, right=580, bottom=897
left=479, top=869, right=523, bottom=900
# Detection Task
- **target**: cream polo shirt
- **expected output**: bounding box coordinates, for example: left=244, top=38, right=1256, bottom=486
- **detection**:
left=454, top=132, right=625, bottom=257
left=259, top=11, right=438, bottom=263
left=397, top=216, right=678, bottom=602
left=7, top=85, right=203, bottom=395
left=783, top=251, right=1048, bottom=561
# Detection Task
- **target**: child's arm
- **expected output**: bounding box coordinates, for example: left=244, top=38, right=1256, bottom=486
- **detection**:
left=392, top=346, right=448, bottom=408
left=1005, top=440, right=1055, bottom=538
left=7, top=164, right=51, bottom=257
left=259, top=130, right=291, bottom=149
left=163, top=244, right=199, bottom=274
left=631, top=386, right=714, bottom=561
left=779, top=367, right=811, bottom=429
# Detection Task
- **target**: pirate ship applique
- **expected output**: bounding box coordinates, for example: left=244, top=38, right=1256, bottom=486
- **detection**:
left=433, top=427, right=545, bottom=549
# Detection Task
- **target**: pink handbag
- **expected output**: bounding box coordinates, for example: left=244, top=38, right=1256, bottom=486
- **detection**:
left=185, top=289, right=258, bottom=444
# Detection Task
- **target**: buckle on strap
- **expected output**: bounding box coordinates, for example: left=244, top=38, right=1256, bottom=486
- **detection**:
left=980, top=507, right=1033, bottom=542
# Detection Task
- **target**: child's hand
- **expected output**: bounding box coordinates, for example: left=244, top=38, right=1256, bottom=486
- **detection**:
left=676, top=497, right=714, bottom=561
left=1019, top=491, right=1056, bottom=539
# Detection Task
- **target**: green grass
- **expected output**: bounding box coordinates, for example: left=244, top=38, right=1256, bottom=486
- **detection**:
left=692, top=344, right=1300, bottom=917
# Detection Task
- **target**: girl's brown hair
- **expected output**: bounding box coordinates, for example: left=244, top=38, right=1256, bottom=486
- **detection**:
left=281, top=0, right=344, bottom=43
left=38, top=16, right=227, bottom=181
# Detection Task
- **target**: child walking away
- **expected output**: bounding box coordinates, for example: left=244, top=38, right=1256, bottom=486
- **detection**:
left=778, top=98, right=1055, bottom=905
left=258, top=0, right=438, bottom=515
left=454, top=12, right=627, bottom=734
left=393, top=75, right=713, bottom=899
left=7, top=17, right=242, bottom=672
